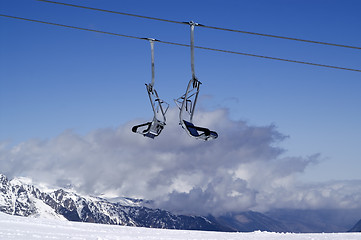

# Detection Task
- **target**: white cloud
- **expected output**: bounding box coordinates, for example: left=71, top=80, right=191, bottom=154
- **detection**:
left=1, top=108, right=361, bottom=216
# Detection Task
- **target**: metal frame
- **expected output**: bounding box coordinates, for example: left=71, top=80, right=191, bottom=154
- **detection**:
left=174, top=22, right=218, bottom=141
left=132, top=39, right=169, bottom=139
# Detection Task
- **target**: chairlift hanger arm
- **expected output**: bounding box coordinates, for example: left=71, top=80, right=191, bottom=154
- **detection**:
left=189, top=21, right=198, bottom=80
left=173, top=21, right=218, bottom=141
left=141, top=38, right=157, bottom=91
left=132, top=38, right=168, bottom=139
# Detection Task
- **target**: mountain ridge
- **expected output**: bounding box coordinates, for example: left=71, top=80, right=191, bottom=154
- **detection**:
left=349, top=219, right=361, bottom=232
left=2, top=173, right=361, bottom=233
left=0, top=173, right=231, bottom=231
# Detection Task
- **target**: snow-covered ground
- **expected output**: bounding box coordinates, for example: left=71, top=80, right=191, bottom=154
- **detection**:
left=1, top=213, right=361, bottom=240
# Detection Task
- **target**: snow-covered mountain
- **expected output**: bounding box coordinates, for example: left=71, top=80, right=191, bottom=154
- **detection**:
left=0, top=173, right=229, bottom=231
left=2, top=173, right=361, bottom=233
left=0, top=173, right=64, bottom=219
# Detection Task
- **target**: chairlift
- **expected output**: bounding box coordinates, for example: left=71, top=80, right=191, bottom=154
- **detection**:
left=132, top=39, right=169, bottom=139
left=174, top=22, right=218, bottom=141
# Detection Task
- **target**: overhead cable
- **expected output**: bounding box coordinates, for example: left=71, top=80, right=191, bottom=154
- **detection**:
left=36, top=0, right=185, bottom=25
left=1, top=14, right=360, bottom=73
left=36, top=0, right=361, bottom=50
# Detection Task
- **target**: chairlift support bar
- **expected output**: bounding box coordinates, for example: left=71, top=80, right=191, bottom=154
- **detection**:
left=149, top=38, right=155, bottom=89
left=189, top=21, right=200, bottom=122
left=190, top=21, right=197, bottom=80
left=132, top=39, right=169, bottom=138
left=174, top=21, right=218, bottom=141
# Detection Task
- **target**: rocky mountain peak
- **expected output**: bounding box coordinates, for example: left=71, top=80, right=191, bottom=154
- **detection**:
left=0, top=173, right=231, bottom=231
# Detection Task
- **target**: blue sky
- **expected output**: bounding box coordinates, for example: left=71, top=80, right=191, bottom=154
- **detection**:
left=1, top=0, right=361, bottom=213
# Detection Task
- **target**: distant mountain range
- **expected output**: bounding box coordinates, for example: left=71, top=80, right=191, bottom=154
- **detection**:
left=349, top=219, right=361, bottom=232
left=266, top=208, right=361, bottom=233
left=1, top=173, right=360, bottom=232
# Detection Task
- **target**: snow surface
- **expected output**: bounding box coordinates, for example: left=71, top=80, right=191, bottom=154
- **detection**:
left=1, top=213, right=361, bottom=240
left=30, top=198, right=66, bottom=220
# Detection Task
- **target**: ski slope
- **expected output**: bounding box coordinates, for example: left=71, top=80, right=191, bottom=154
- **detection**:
left=1, top=213, right=360, bottom=240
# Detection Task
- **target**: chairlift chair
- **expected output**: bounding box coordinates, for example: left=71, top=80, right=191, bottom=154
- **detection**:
left=174, top=22, right=218, bottom=141
left=132, top=39, right=169, bottom=139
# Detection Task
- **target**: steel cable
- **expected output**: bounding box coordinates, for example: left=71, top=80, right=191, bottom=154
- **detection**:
left=36, top=0, right=361, bottom=50
left=1, top=14, right=360, bottom=73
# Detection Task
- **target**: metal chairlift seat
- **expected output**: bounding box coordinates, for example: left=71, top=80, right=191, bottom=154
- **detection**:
left=132, top=119, right=164, bottom=139
left=182, top=120, right=218, bottom=141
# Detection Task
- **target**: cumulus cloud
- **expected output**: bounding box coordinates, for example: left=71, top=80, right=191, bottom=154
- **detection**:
left=1, top=107, right=361, bottom=216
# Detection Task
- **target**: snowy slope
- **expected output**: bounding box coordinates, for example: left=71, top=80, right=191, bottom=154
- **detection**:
left=1, top=213, right=361, bottom=240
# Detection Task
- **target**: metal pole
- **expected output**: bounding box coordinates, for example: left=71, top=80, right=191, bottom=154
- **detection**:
left=149, top=39, right=155, bottom=90
left=190, top=21, right=196, bottom=80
